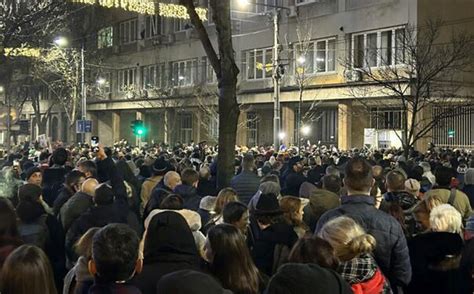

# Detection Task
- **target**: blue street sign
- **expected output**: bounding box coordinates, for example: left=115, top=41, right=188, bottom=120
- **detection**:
left=76, top=120, right=92, bottom=133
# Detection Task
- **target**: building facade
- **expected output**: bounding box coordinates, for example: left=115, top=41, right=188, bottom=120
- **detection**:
left=11, top=0, right=474, bottom=150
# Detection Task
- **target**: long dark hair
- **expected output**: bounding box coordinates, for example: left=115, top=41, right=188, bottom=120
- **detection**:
left=0, top=245, right=57, bottom=294
left=207, top=224, right=260, bottom=294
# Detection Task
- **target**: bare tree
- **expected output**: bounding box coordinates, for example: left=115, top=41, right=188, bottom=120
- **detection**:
left=180, top=0, right=240, bottom=188
left=343, top=20, right=474, bottom=155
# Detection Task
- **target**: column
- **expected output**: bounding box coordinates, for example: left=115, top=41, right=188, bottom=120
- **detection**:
left=112, top=111, right=121, bottom=143
left=193, top=109, right=201, bottom=144
left=351, top=105, right=369, bottom=148
left=236, top=111, right=247, bottom=146
left=338, top=100, right=352, bottom=150
left=281, top=105, right=295, bottom=147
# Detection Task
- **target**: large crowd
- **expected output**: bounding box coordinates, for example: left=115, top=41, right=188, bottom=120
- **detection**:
left=0, top=140, right=473, bottom=294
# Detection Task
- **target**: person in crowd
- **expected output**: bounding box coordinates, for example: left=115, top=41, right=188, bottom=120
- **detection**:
left=133, top=211, right=200, bottom=293
left=140, top=157, right=169, bottom=213
left=116, top=160, right=141, bottom=216
left=405, top=178, right=421, bottom=200
left=373, top=165, right=387, bottom=194
left=197, top=165, right=217, bottom=197
left=462, top=168, right=474, bottom=208
left=88, top=224, right=142, bottom=293
left=288, top=237, right=339, bottom=270
left=424, top=166, right=471, bottom=221
left=419, top=161, right=436, bottom=187
left=231, top=154, right=261, bottom=205
left=382, top=170, right=418, bottom=212
left=60, top=178, right=98, bottom=232
left=144, top=170, right=181, bottom=218
left=41, top=148, right=69, bottom=207
left=407, top=204, right=471, bottom=293
left=304, top=174, right=341, bottom=232
left=461, top=215, right=474, bottom=290
left=251, top=193, right=298, bottom=276
left=316, top=157, right=411, bottom=292
left=76, top=160, right=97, bottom=179
left=280, top=196, right=310, bottom=238
left=53, top=170, right=85, bottom=216
left=198, top=195, right=216, bottom=227
left=203, top=188, right=238, bottom=234
left=173, top=168, right=201, bottom=211
left=0, top=245, right=57, bottom=294
left=319, top=216, right=392, bottom=293
left=283, top=156, right=307, bottom=197
left=222, top=201, right=250, bottom=236
left=266, top=263, right=352, bottom=294
left=65, top=147, right=141, bottom=262
left=156, top=270, right=233, bottom=294
left=205, top=224, right=262, bottom=294
left=0, top=198, right=23, bottom=267
left=63, top=227, right=99, bottom=294
left=25, top=166, right=43, bottom=186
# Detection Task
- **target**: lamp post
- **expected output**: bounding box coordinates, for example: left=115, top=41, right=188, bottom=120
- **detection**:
left=238, top=0, right=288, bottom=150
left=0, top=86, right=10, bottom=150
left=54, top=37, right=86, bottom=144
left=296, top=54, right=306, bottom=154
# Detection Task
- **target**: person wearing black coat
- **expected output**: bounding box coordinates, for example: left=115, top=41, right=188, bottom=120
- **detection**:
left=173, top=168, right=201, bottom=212
left=42, top=147, right=69, bottom=206
left=132, top=211, right=201, bottom=294
left=315, top=158, right=412, bottom=292
left=283, top=156, right=307, bottom=197
left=65, top=148, right=141, bottom=262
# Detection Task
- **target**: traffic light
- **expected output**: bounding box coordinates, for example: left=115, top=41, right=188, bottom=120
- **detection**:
left=131, top=120, right=147, bottom=136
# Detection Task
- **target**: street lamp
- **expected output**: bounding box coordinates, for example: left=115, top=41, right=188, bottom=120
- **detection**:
left=55, top=36, right=86, bottom=143
left=297, top=56, right=306, bottom=65
left=96, top=77, right=106, bottom=86
left=238, top=0, right=289, bottom=150
left=0, top=86, right=4, bottom=93
left=301, top=125, right=311, bottom=136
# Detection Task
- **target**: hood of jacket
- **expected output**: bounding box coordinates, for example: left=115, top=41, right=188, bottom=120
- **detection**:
left=384, top=191, right=418, bottom=210
left=173, top=184, right=198, bottom=199
left=145, top=209, right=202, bottom=231
left=143, top=211, right=199, bottom=265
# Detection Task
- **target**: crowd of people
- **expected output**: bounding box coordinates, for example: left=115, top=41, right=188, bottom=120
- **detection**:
left=0, top=140, right=473, bottom=294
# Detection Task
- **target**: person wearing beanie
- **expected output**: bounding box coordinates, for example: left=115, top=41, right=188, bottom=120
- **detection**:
left=140, top=156, right=172, bottom=214
left=266, top=263, right=352, bottom=294
left=25, top=167, right=42, bottom=187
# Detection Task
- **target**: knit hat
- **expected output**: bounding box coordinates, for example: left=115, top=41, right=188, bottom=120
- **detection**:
left=266, top=263, right=352, bottom=294
left=157, top=270, right=233, bottom=294
left=405, top=179, right=420, bottom=194
left=254, top=193, right=282, bottom=216
left=153, top=157, right=170, bottom=173
left=199, top=196, right=217, bottom=211
left=288, top=156, right=303, bottom=168
left=25, top=166, right=41, bottom=181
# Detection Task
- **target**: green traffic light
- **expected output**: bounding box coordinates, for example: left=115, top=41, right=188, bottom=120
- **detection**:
left=137, top=129, right=144, bottom=135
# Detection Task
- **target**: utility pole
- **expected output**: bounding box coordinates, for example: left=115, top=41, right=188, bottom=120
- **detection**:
left=6, top=91, right=11, bottom=151
left=272, top=10, right=281, bottom=150
left=81, top=45, right=86, bottom=144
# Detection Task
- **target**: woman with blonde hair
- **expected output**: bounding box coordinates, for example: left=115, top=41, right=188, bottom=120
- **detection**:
left=319, top=216, right=391, bottom=294
left=203, top=188, right=238, bottom=234
left=279, top=196, right=310, bottom=238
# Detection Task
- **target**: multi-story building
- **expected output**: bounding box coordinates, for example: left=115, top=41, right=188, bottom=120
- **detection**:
left=14, top=0, right=474, bottom=150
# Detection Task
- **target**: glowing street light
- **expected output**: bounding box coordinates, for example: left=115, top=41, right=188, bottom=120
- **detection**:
left=96, top=77, right=106, bottom=85
left=301, top=125, right=311, bottom=136
left=53, top=36, right=69, bottom=47
left=297, top=56, right=306, bottom=65
left=0, top=86, right=4, bottom=93
left=278, top=131, right=286, bottom=140
left=237, top=0, right=250, bottom=6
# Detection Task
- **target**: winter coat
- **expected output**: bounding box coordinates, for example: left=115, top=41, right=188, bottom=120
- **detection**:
left=424, top=188, right=472, bottom=221
left=252, top=222, right=298, bottom=276
left=53, top=187, right=73, bottom=216
left=316, top=195, right=412, bottom=288
left=63, top=256, right=94, bottom=294
left=407, top=232, right=471, bottom=294
left=197, top=179, right=217, bottom=197
left=173, top=184, right=201, bottom=211
left=89, top=278, right=142, bottom=294
left=304, top=188, right=340, bottom=232
left=133, top=211, right=201, bottom=294
left=0, top=237, right=23, bottom=268
left=140, top=175, right=163, bottom=211
left=59, top=191, right=93, bottom=232
left=462, top=185, right=474, bottom=209
left=283, top=171, right=307, bottom=197
left=42, top=166, right=68, bottom=206
left=143, top=181, right=172, bottom=219
left=230, top=170, right=261, bottom=205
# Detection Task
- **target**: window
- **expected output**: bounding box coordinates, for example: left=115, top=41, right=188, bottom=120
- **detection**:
left=247, top=112, right=258, bottom=146
left=171, top=59, right=198, bottom=87
left=142, top=63, right=168, bottom=89
left=118, top=68, right=137, bottom=92
left=99, top=72, right=111, bottom=93
left=98, top=26, right=113, bottom=49
left=209, top=115, right=219, bottom=139
left=294, top=38, right=336, bottom=74
left=201, top=57, right=217, bottom=84
left=245, top=47, right=273, bottom=80
left=370, top=108, right=405, bottom=130
left=352, top=27, right=406, bottom=68
left=172, top=18, right=186, bottom=32
left=119, top=19, right=138, bottom=44
left=179, top=113, right=193, bottom=143
left=296, top=0, right=315, bottom=5
left=145, top=15, right=162, bottom=39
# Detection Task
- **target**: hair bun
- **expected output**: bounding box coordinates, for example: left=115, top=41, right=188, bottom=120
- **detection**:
left=348, top=234, right=376, bottom=255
